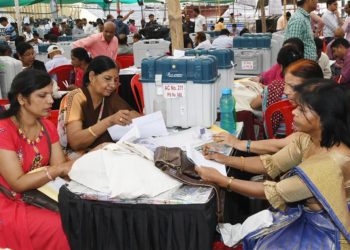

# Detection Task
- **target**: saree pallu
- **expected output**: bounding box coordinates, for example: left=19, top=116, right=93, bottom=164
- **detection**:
left=243, top=157, right=350, bottom=249
left=243, top=205, right=341, bottom=249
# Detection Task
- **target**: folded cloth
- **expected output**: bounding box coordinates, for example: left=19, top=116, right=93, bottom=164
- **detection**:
left=68, top=142, right=182, bottom=199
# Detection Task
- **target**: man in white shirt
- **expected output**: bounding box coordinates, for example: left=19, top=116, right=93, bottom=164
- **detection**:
left=23, top=24, right=34, bottom=43
left=322, top=0, right=343, bottom=44
left=0, top=17, right=16, bottom=41
left=276, top=12, right=291, bottom=31
left=193, top=8, right=207, bottom=32
left=342, top=3, right=350, bottom=42
left=45, top=44, right=71, bottom=72
left=211, top=29, right=233, bottom=49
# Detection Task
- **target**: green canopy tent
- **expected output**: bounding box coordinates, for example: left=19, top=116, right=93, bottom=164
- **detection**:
left=0, top=0, right=235, bottom=8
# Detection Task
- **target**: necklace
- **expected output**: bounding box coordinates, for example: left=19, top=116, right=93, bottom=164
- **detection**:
left=17, top=121, right=45, bottom=170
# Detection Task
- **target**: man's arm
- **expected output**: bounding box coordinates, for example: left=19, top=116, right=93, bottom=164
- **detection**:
left=122, top=10, right=134, bottom=22
left=72, top=35, right=94, bottom=49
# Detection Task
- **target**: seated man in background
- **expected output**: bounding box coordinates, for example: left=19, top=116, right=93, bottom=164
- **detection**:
left=132, top=33, right=142, bottom=43
left=0, top=42, right=12, bottom=56
left=0, top=17, right=16, bottom=41
left=331, top=37, right=350, bottom=86
left=194, top=32, right=211, bottom=50
left=117, top=34, right=133, bottom=55
left=211, top=29, right=233, bottom=49
left=45, top=44, right=71, bottom=72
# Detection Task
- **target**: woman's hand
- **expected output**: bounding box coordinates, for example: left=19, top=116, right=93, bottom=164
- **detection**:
left=57, top=161, right=74, bottom=177
left=111, top=110, right=133, bottom=126
left=202, top=146, right=228, bottom=164
left=195, top=166, right=226, bottom=186
left=213, top=132, right=240, bottom=148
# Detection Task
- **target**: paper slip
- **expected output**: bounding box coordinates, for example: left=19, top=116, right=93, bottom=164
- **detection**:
left=119, top=125, right=140, bottom=143
left=38, top=177, right=67, bottom=202
left=186, top=144, right=227, bottom=176
left=132, top=111, right=168, bottom=138
left=107, top=111, right=168, bottom=142
left=173, top=49, right=185, bottom=58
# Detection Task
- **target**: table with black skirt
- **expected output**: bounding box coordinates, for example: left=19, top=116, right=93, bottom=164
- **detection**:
left=58, top=185, right=217, bottom=250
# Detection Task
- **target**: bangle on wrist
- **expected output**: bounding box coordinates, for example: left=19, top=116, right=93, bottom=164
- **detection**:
left=246, top=140, right=251, bottom=153
left=45, top=166, right=55, bottom=181
left=226, top=176, right=234, bottom=192
left=88, top=126, right=98, bottom=138
left=240, top=156, right=245, bottom=172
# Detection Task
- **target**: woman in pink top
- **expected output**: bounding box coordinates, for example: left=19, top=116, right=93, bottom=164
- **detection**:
left=129, top=19, right=138, bottom=34
left=256, top=38, right=305, bottom=85
left=71, top=47, right=91, bottom=88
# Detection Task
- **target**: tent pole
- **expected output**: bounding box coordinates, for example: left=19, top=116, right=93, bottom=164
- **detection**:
left=14, top=0, right=22, bottom=35
left=260, top=0, right=266, bottom=32
left=167, top=0, right=184, bottom=53
left=283, top=0, right=287, bottom=26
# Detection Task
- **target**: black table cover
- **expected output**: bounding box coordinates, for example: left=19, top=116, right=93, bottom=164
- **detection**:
left=59, top=186, right=217, bottom=250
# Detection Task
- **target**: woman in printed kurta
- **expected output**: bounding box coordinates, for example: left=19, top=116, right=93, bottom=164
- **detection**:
left=58, top=56, right=140, bottom=158
left=197, top=79, right=350, bottom=249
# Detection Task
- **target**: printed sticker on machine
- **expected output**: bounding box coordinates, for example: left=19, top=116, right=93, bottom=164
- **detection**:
left=242, top=61, right=254, bottom=70
left=163, top=84, right=186, bottom=98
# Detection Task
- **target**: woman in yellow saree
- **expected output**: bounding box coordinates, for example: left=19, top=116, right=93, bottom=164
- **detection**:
left=196, top=79, right=350, bottom=249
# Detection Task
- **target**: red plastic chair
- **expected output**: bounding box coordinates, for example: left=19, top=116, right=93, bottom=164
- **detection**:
left=264, top=100, right=294, bottom=139
left=48, top=65, right=75, bottom=91
left=0, top=99, right=9, bottom=106
left=47, top=110, right=59, bottom=127
left=0, top=99, right=9, bottom=112
left=116, top=55, right=134, bottom=69
left=130, top=74, right=144, bottom=114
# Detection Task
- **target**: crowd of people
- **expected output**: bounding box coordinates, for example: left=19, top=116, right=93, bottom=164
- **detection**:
left=0, top=0, right=350, bottom=248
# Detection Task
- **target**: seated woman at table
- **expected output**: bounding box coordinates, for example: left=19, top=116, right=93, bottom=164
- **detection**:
left=59, top=55, right=140, bottom=158
left=255, top=58, right=323, bottom=138
left=71, top=47, right=91, bottom=88
left=217, top=60, right=324, bottom=154
left=250, top=45, right=303, bottom=110
left=197, top=80, right=350, bottom=248
left=0, top=69, right=72, bottom=249
left=16, top=42, right=47, bottom=72
left=252, top=38, right=304, bottom=85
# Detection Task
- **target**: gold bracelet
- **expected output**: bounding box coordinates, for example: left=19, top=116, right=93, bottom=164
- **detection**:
left=88, top=126, right=98, bottom=138
left=240, top=156, right=245, bottom=172
left=226, top=176, right=234, bottom=192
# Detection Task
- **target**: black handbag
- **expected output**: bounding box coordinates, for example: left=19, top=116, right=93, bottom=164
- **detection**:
left=0, top=121, right=59, bottom=212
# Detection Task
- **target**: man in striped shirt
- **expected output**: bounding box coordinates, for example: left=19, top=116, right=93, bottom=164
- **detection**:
left=284, top=0, right=318, bottom=61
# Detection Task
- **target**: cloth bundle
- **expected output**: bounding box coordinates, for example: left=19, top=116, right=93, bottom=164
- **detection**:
left=68, top=142, right=182, bottom=199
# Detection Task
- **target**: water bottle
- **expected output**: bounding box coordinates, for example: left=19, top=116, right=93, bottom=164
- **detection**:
left=220, top=88, right=236, bottom=134
left=153, top=86, right=167, bottom=125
